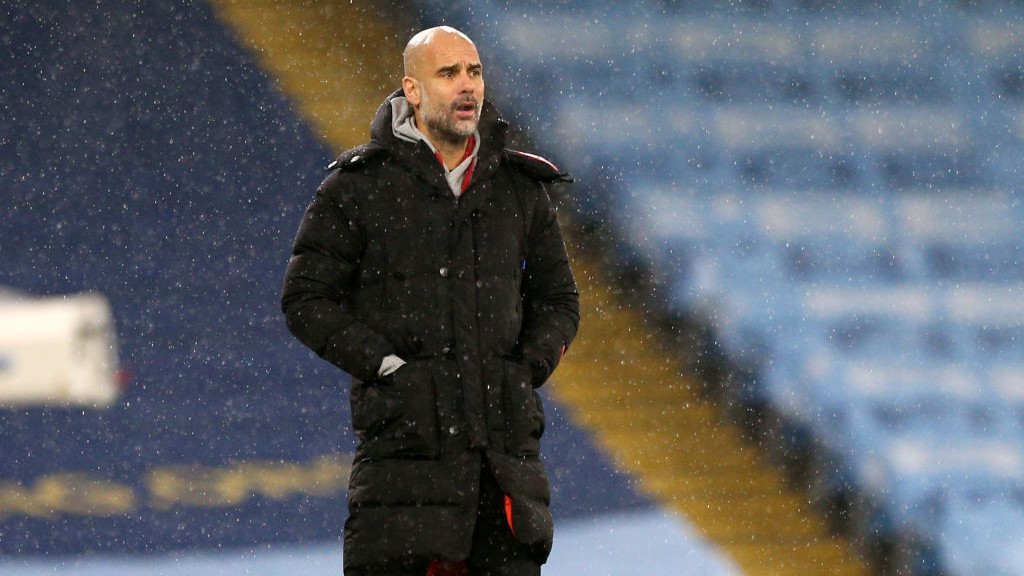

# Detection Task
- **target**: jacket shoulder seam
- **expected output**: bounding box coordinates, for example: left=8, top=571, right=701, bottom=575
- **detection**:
left=326, top=144, right=387, bottom=172
left=504, top=149, right=572, bottom=183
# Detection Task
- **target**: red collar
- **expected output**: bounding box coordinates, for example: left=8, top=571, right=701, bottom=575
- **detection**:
left=434, top=135, right=476, bottom=166
left=458, top=134, right=476, bottom=165
left=434, top=135, right=477, bottom=193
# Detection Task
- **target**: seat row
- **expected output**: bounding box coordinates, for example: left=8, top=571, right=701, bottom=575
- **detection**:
left=422, top=1, right=1024, bottom=574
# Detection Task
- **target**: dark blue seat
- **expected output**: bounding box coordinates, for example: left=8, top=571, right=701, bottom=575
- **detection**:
left=734, top=145, right=859, bottom=189
left=689, top=62, right=817, bottom=105
left=878, top=150, right=986, bottom=189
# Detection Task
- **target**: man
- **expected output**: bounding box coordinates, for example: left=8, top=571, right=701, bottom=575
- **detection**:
left=281, top=26, right=580, bottom=576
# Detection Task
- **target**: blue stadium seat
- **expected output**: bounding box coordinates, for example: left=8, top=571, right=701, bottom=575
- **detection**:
left=688, top=62, right=817, bottom=105
left=940, top=494, right=1024, bottom=576
left=945, top=285, right=1024, bottom=368
left=870, top=437, right=1024, bottom=540
left=751, top=193, right=902, bottom=286
left=990, top=366, right=1024, bottom=419
left=420, top=3, right=1024, bottom=575
left=831, top=64, right=951, bottom=105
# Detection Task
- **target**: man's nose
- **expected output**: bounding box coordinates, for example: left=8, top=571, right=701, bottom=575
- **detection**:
left=457, top=71, right=478, bottom=92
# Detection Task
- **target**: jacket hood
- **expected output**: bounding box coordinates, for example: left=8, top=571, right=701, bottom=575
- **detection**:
left=389, top=95, right=422, bottom=144
left=369, top=89, right=508, bottom=159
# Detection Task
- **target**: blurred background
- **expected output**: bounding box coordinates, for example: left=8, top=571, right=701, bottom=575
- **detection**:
left=2, top=1, right=1023, bottom=575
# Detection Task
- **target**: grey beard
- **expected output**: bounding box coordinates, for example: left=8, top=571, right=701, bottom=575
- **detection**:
left=423, top=109, right=477, bottom=147
left=419, top=90, right=479, bottom=147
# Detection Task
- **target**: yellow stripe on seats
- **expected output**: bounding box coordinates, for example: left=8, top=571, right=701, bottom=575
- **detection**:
left=551, top=256, right=870, bottom=576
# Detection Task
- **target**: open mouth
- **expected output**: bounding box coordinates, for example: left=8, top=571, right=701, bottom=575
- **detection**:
left=454, top=100, right=478, bottom=119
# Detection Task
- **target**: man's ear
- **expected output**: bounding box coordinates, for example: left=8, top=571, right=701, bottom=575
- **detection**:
left=402, top=76, right=421, bottom=107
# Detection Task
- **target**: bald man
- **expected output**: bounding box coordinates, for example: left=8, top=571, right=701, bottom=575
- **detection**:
left=401, top=27, right=483, bottom=167
left=282, top=26, right=580, bottom=576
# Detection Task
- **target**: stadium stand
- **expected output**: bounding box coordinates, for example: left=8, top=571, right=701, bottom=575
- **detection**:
left=0, top=0, right=654, bottom=565
left=416, top=1, right=1024, bottom=575
left=5, top=0, right=1022, bottom=575
left=0, top=0, right=355, bottom=553
left=220, top=3, right=874, bottom=574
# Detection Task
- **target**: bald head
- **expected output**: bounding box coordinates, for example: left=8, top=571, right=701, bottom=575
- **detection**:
left=403, top=26, right=477, bottom=78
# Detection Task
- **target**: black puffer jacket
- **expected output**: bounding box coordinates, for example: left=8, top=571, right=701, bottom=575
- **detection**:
left=281, top=90, right=579, bottom=572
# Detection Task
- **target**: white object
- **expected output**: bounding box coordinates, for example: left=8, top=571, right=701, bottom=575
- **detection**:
left=378, top=354, right=406, bottom=377
left=0, top=291, right=121, bottom=407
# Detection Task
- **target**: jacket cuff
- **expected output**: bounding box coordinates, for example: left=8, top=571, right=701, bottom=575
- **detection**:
left=520, top=331, right=571, bottom=388
left=323, top=327, right=395, bottom=382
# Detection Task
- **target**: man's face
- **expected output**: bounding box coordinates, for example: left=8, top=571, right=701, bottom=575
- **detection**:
left=406, top=33, right=484, bottom=145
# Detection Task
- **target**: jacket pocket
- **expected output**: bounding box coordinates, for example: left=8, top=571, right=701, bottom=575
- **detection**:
left=507, top=494, right=554, bottom=562
left=503, top=358, right=544, bottom=457
left=486, top=453, right=554, bottom=564
left=351, top=360, right=441, bottom=459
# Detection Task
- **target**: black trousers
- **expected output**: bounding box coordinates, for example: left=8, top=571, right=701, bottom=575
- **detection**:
left=351, top=461, right=541, bottom=576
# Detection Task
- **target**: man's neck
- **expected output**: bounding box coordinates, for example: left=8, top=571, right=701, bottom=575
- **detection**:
left=434, top=139, right=470, bottom=169
left=416, top=123, right=471, bottom=169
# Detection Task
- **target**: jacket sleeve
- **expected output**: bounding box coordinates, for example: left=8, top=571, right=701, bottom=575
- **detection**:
left=281, top=173, right=395, bottom=381
left=517, top=184, right=580, bottom=387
